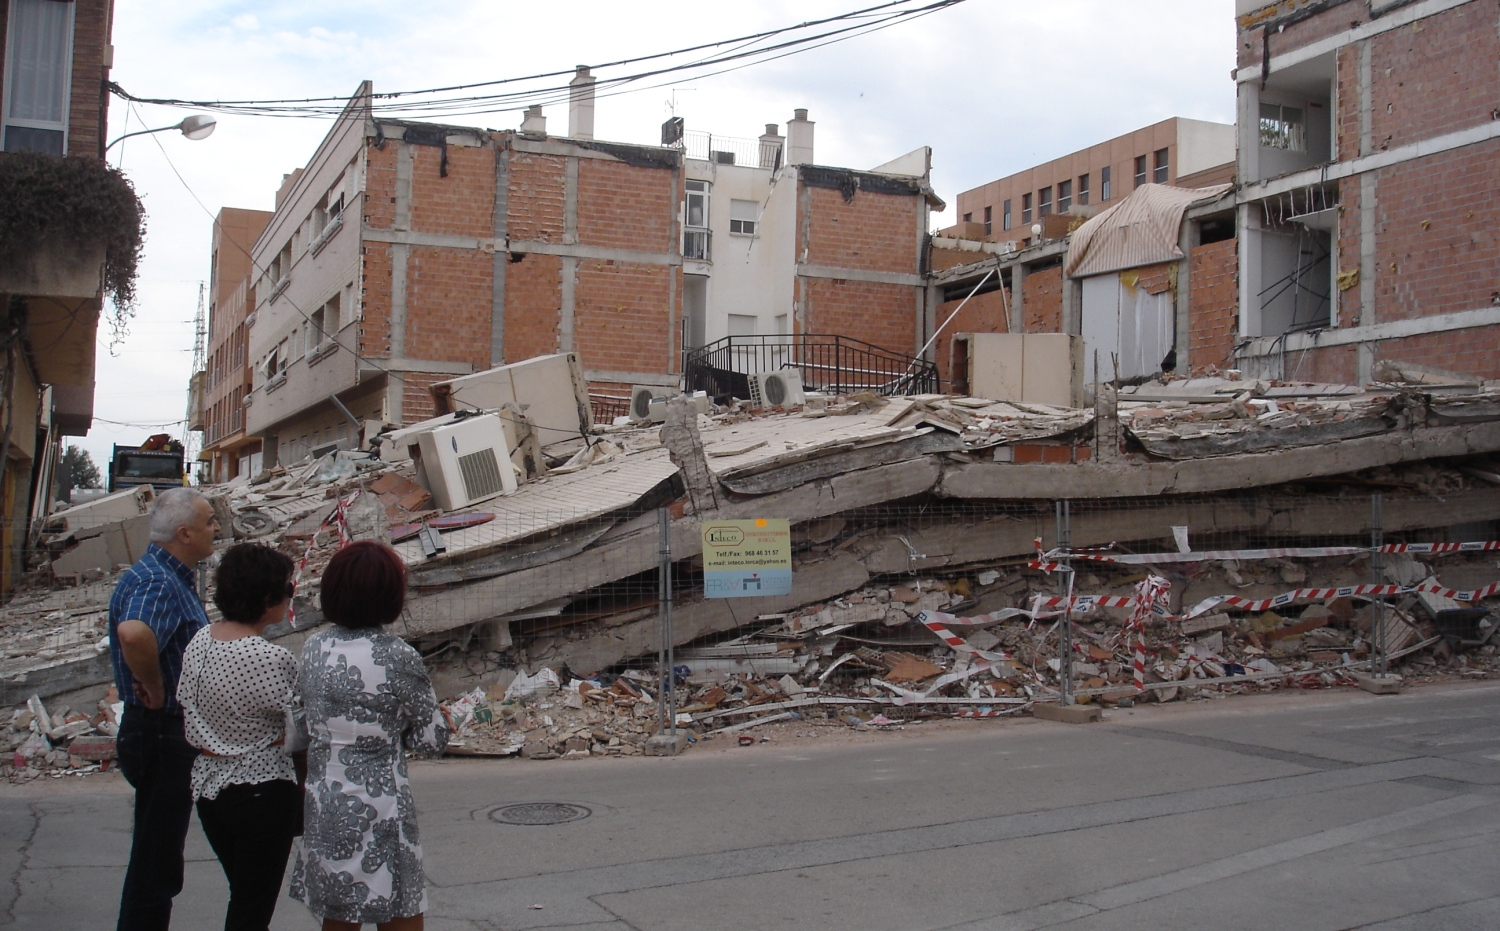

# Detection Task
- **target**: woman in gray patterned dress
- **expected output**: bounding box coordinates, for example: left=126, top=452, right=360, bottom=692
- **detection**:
left=290, top=541, right=448, bottom=930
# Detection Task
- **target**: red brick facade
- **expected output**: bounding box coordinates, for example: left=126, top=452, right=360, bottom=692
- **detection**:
left=933, top=287, right=1010, bottom=387
left=1024, top=266, right=1064, bottom=334
left=1243, top=0, right=1500, bottom=382
left=1189, top=239, right=1239, bottom=374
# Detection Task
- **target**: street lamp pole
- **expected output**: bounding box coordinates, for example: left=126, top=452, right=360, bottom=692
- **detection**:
left=105, top=114, right=217, bottom=152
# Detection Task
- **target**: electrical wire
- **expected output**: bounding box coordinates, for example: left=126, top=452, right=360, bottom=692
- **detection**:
left=109, top=0, right=966, bottom=120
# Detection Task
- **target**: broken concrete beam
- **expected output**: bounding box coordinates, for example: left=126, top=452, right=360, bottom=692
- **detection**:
left=542, top=552, right=870, bottom=675
left=938, top=419, right=1500, bottom=499
left=1181, top=613, right=1233, bottom=637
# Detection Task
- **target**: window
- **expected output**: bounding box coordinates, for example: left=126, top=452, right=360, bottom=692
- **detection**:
left=1259, top=103, right=1306, bottom=152
left=684, top=179, right=710, bottom=259
left=1154, top=148, right=1169, bottom=183
left=1002, top=199, right=1012, bottom=231
left=685, top=179, right=709, bottom=229
left=775, top=314, right=788, bottom=335
left=1101, top=166, right=1111, bottom=202
left=316, top=294, right=340, bottom=342
left=1077, top=174, right=1090, bottom=207
left=1134, top=156, right=1148, bottom=188
left=962, top=212, right=972, bottom=223
left=1057, top=180, right=1072, bottom=213
left=983, top=206, right=992, bottom=235
left=729, top=199, right=758, bottom=235
left=2, top=0, right=74, bottom=155
left=1038, top=186, right=1052, bottom=217
left=1021, top=193, right=1032, bottom=225
left=727, top=314, right=757, bottom=337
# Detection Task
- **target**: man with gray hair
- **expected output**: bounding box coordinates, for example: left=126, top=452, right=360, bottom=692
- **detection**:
left=108, top=487, right=220, bottom=931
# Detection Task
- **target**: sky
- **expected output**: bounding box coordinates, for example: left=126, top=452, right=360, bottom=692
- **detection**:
left=75, top=0, right=1238, bottom=474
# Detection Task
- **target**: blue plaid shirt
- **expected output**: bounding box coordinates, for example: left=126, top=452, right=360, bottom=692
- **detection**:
left=108, top=543, right=208, bottom=714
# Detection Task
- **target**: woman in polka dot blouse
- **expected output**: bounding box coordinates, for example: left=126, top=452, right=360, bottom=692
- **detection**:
left=177, top=542, right=304, bottom=931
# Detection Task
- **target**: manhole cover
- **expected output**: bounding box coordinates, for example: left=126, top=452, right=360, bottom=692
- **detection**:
left=489, top=803, right=592, bottom=825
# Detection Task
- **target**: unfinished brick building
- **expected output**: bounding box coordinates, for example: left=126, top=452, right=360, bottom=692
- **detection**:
left=195, top=207, right=270, bottom=483
left=242, top=82, right=936, bottom=467
left=1233, top=0, right=1500, bottom=383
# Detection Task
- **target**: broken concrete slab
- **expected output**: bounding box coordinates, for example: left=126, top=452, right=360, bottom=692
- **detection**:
left=1033, top=703, right=1103, bottom=724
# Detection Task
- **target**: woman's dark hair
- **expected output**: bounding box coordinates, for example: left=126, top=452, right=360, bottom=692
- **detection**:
left=319, top=541, right=407, bottom=629
left=213, top=543, right=295, bottom=623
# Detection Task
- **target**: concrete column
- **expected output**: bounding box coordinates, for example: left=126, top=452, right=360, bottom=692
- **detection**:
left=394, top=142, right=413, bottom=231
left=1237, top=204, right=1259, bottom=341
left=559, top=256, right=576, bottom=352
left=1011, top=263, right=1026, bottom=334
left=389, top=244, right=408, bottom=358
left=1175, top=222, right=1195, bottom=374
left=564, top=156, right=579, bottom=245
left=1357, top=40, right=1376, bottom=383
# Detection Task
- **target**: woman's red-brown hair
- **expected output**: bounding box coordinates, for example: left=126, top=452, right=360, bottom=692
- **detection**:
left=319, top=540, right=407, bottom=629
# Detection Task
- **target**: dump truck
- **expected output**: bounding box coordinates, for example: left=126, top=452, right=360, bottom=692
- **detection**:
left=109, top=435, right=186, bottom=493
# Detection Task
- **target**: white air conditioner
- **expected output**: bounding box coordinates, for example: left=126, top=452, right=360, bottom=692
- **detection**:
left=630, top=385, right=678, bottom=422
left=415, top=414, right=518, bottom=511
left=747, top=370, right=805, bottom=409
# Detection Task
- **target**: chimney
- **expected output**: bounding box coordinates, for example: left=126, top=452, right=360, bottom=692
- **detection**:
left=568, top=65, right=596, bottom=140
left=786, top=109, right=814, bottom=166
left=520, top=104, right=546, bottom=137
left=758, top=123, right=784, bottom=169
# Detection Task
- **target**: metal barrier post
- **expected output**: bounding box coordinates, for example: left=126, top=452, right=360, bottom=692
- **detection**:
left=1057, top=500, right=1074, bottom=706
left=1371, top=494, right=1387, bottom=677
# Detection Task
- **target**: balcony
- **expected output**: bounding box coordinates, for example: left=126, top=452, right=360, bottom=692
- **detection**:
left=677, top=131, right=783, bottom=170
left=684, top=334, right=940, bottom=401
left=683, top=229, right=711, bottom=261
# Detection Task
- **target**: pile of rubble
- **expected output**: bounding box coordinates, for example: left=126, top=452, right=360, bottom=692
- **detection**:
left=2, top=690, right=122, bottom=783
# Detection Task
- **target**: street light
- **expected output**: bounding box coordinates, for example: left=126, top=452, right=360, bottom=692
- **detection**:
left=105, top=114, right=217, bottom=152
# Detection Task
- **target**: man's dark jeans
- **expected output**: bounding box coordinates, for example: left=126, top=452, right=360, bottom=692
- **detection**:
left=115, top=705, right=199, bottom=931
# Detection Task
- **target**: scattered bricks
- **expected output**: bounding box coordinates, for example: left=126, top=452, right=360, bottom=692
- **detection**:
left=66, top=735, right=116, bottom=762
left=370, top=473, right=405, bottom=495
left=398, top=488, right=433, bottom=512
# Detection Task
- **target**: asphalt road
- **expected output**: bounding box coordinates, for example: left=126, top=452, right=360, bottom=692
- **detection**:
left=3, top=682, right=1499, bottom=930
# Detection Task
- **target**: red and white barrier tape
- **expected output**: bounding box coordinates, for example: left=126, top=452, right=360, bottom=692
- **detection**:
left=287, top=489, right=361, bottom=629
left=1030, top=539, right=1500, bottom=568
left=1127, top=575, right=1172, bottom=692
left=916, top=611, right=1012, bottom=662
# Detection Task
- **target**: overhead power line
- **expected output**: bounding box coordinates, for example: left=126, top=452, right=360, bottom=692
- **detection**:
left=110, top=0, right=966, bottom=120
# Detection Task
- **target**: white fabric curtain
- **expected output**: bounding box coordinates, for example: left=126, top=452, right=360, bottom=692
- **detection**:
left=7, top=0, right=73, bottom=125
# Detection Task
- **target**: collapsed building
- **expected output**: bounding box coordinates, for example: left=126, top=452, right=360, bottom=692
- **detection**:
left=7, top=349, right=1500, bottom=769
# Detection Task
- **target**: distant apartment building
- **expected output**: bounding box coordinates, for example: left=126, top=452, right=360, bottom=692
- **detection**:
left=928, top=119, right=1236, bottom=387
left=952, top=118, right=1235, bottom=245
left=678, top=110, right=940, bottom=357
left=241, top=75, right=938, bottom=466
left=1232, top=0, right=1500, bottom=383
left=195, top=207, right=271, bottom=483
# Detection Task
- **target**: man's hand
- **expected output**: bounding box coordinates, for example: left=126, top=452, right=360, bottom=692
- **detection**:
left=116, top=620, right=166, bottom=709
left=133, top=679, right=165, bottom=709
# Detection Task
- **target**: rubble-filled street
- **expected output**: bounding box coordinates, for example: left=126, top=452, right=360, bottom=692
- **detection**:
left=3, top=682, right=1498, bottom=931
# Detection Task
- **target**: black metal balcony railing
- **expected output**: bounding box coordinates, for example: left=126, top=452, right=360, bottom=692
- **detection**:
left=683, top=334, right=939, bottom=402
left=683, top=229, right=710, bottom=261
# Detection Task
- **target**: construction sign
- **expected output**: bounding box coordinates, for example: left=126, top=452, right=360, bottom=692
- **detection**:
left=702, top=519, right=792, bottom=598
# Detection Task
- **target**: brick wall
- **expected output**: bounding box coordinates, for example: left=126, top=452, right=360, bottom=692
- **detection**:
left=1281, top=344, right=1360, bottom=384
left=573, top=260, right=676, bottom=375
left=801, top=278, right=918, bottom=357
left=506, top=152, right=565, bottom=242
left=1369, top=4, right=1497, bottom=151
left=409, top=143, right=493, bottom=237
left=802, top=186, right=920, bottom=274
left=1023, top=266, right=1064, bottom=333
left=1355, top=140, right=1500, bottom=325
left=405, top=246, right=493, bottom=368
left=577, top=158, right=676, bottom=252
left=364, top=142, right=398, bottom=229
left=933, top=287, right=1009, bottom=386
left=1189, top=239, right=1239, bottom=374
left=1237, top=1, right=1353, bottom=69
left=359, top=241, right=394, bottom=358
left=1374, top=326, right=1500, bottom=380
left=502, top=252, right=562, bottom=361
left=401, top=372, right=448, bottom=424
left=66, top=0, right=112, bottom=159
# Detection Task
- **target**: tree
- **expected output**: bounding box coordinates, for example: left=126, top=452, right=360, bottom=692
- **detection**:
left=61, top=446, right=102, bottom=491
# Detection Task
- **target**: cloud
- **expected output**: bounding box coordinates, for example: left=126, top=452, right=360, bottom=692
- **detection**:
left=231, top=13, right=257, bottom=30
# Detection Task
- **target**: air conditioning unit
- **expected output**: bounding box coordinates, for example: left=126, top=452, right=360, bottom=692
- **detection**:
left=415, top=413, right=518, bottom=511
left=630, top=385, right=678, bottom=422
left=747, top=370, right=805, bottom=409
